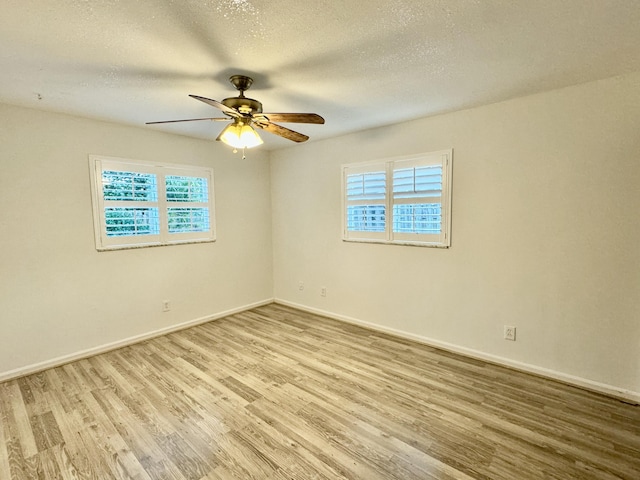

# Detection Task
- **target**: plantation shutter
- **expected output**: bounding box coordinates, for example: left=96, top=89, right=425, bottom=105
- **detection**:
left=391, top=154, right=449, bottom=245
left=343, top=163, right=387, bottom=241
left=94, top=158, right=162, bottom=248
left=164, top=168, right=214, bottom=243
left=89, top=156, right=216, bottom=250
left=342, top=150, right=452, bottom=247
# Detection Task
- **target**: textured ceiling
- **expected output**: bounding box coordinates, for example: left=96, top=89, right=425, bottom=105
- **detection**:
left=1, top=0, right=640, bottom=149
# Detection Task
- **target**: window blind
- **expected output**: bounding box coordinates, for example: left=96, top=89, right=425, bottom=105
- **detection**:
left=392, top=165, right=443, bottom=235
left=344, top=167, right=387, bottom=238
left=342, top=150, right=452, bottom=247
left=89, top=156, right=216, bottom=250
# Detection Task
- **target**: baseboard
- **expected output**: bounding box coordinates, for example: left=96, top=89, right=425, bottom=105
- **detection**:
left=0, top=298, right=274, bottom=383
left=274, top=299, right=640, bottom=405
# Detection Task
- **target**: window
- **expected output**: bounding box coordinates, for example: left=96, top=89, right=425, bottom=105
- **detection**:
left=342, top=150, right=452, bottom=247
left=89, top=155, right=215, bottom=250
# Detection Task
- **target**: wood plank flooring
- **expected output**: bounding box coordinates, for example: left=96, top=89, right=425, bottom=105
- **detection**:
left=1, top=303, right=639, bottom=479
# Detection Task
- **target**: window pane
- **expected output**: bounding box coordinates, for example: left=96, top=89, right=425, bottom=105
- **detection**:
left=105, top=208, right=160, bottom=237
left=168, top=208, right=210, bottom=233
left=346, top=171, right=386, bottom=201
left=393, top=204, right=441, bottom=234
left=102, top=171, right=158, bottom=201
left=347, top=205, right=386, bottom=232
left=166, top=176, right=209, bottom=202
left=393, top=166, right=442, bottom=199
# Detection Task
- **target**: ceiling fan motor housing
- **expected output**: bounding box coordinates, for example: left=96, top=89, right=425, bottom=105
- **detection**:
left=222, top=96, right=263, bottom=114
left=223, top=75, right=263, bottom=114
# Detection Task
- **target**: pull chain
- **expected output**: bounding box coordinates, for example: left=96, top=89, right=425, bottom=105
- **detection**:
left=230, top=147, right=247, bottom=159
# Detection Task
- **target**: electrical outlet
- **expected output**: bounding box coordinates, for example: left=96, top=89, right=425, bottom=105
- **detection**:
left=298, top=281, right=304, bottom=291
left=162, top=300, right=171, bottom=312
left=504, top=325, right=516, bottom=341
left=320, top=286, right=327, bottom=297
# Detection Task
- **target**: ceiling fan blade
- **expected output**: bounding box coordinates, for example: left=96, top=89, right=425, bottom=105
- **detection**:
left=257, top=113, right=325, bottom=124
left=257, top=122, right=309, bottom=143
left=146, top=117, right=229, bottom=124
left=189, top=94, right=240, bottom=117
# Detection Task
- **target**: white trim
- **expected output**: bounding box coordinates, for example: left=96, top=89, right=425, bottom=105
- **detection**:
left=0, top=298, right=274, bottom=383
left=274, top=299, right=640, bottom=405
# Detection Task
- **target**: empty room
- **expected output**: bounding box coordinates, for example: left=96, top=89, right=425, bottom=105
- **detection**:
left=1, top=1, right=639, bottom=479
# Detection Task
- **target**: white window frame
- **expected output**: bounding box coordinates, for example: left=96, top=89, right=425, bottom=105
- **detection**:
left=89, top=155, right=216, bottom=251
left=342, top=149, right=452, bottom=248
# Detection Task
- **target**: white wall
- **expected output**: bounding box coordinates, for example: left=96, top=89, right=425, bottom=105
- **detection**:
left=270, top=72, right=640, bottom=399
left=2, top=72, right=639, bottom=400
left=0, top=104, right=274, bottom=378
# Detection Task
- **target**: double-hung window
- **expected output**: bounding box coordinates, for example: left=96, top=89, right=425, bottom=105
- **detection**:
left=89, top=155, right=215, bottom=250
left=342, top=150, right=452, bottom=247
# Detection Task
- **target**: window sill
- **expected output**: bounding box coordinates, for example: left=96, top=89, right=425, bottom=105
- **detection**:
left=342, top=238, right=449, bottom=248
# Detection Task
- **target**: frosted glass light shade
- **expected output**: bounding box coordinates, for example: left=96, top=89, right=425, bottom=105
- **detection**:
left=219, top=122, right=263, bottom=149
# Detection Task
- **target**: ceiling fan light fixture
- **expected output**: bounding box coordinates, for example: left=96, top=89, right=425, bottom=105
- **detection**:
left=219, top=120, right=263, bottom=149
left=147, top=75, right=324, bottom=147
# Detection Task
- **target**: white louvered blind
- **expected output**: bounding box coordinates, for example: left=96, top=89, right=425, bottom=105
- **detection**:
left=343, top=164, right=387, bottom=240
left=166, top=175, right=211, bottom=235
left=89, top=156, right=215, bottom=250
left=346, top=170, right=386, bottom=233
left=342, top=150, right=452, bottom=247
left=392, top=164, right=442, bottom=235
left=102, top=170, right=160, bottom=238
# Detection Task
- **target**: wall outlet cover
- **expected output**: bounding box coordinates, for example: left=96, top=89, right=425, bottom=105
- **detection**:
left=504, top=325, right=516, bottom=341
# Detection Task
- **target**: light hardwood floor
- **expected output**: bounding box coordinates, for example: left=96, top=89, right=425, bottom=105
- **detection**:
left=0, top=303, right=639, bottom=479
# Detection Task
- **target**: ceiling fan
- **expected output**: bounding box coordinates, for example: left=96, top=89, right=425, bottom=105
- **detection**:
left=146, top=75, right=324, bottom=154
